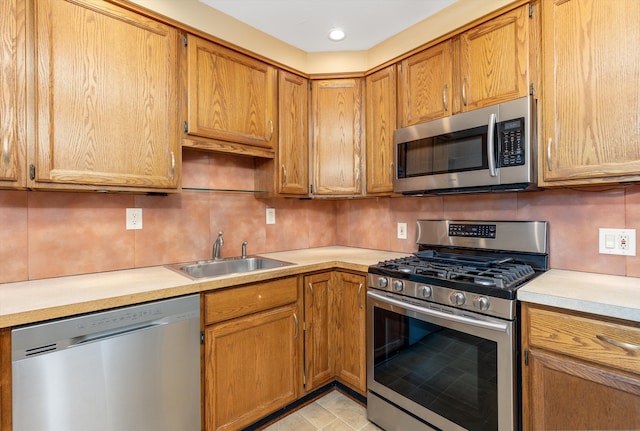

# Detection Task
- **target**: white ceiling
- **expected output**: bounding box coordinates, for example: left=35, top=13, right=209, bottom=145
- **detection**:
left=199, top=0, right=459, bottom=52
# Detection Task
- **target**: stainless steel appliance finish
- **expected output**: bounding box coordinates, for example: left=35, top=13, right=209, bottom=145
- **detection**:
left=394, top=96, right=537, bottom=194
left=367, top=220, right=548, bottom=431
left=12, top=294, right=201, bottom=431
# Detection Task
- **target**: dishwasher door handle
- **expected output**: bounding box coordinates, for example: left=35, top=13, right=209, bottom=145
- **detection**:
left=70, top=321, right=167, bottom=346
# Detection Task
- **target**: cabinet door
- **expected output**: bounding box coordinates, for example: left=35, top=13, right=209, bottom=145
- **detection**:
left=525, top=348, right=640, bottom=431
left=366, top=65, right=397, bottom=194
left=304, top=272, right=335, bottom=391
left=0, top=0, right=26, bottom=189
left=311, top=79, right=364, bottom=196
left=334, top=272, right=367, bottom=394
left=0, top=328, right=11, bottom=430
left=278, top=71, right=309, bottom=195
left=457, top=4, right=530, bottom=112
left=398, top=40, right=452, bottom=126
left=541, top=0, right=640, bottom=185
left=32, top=0, right=180, bottom=191
left=205, top=304, right=300, bottom=431
left=186, top=35, right=277, bottom=152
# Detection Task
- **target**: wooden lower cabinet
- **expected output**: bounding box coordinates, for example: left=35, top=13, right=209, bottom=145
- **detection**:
left=522, top=303, right=640, bottom=431
left=0, top=329, right=11, bottom=431
left=303, top=271, right=367, bottom=395
left=304, top=272, right=335, bottom=390
left=203, top=278, right=301, bottom=431
left=333, top=272, right=366, bottom=393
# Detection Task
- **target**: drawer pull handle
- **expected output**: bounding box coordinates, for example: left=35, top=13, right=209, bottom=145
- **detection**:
left=308, top=282, right=314, bottom=306
left=596, top=334, right=640, bottom=351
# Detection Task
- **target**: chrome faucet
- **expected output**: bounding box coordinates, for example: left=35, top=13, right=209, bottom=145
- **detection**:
left=212, top=231, right=224, bottom=260
left=241, top=241, right=248, bottom=259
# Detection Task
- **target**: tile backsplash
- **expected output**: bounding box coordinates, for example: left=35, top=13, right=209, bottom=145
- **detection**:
left=1, top=150, right=639, bottom=283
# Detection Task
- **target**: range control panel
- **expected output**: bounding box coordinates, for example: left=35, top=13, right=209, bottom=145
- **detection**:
left=449, top=223, right=497, bottom=239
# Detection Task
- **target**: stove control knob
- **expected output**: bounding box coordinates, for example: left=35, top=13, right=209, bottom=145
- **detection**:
left=450, top=292, right=466, bottom=306
left=377, top=277, right=389, bottom=288
left=418, top=285, right=432, bottom=298
left=392, top=280, right=404, bottom=292
left=473, top=296, right=491, bottom=311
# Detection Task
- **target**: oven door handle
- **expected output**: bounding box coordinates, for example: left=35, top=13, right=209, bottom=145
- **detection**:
left=367, top=291, right=510, bottom=333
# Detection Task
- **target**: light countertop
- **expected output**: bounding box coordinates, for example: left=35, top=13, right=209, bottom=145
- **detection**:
left=0, top=246, right=408, bottom=328
left=2, top=247, right=639, bottom=328
left=518, top=269, right=640, bottom=323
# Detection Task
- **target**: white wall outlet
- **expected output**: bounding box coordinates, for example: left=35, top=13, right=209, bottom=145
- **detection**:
left=397, top=222, right=408, bottom=239
left=266, top=208, right=276, bottom=225
left=598, top=228, right=636, bottom=256
left=126, top=208, right=143, bottom=230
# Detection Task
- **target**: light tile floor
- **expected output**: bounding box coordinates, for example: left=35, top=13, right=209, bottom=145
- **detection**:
left=262, top=390, right=382, bottom=431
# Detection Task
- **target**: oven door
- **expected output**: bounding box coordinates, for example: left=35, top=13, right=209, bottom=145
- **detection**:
left=367, top=290, right=516, bottom=431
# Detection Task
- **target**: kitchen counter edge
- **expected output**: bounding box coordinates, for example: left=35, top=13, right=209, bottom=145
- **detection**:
left=0, top=247, right=408, bottom=328
left=517, top=269, right=640, bottom=323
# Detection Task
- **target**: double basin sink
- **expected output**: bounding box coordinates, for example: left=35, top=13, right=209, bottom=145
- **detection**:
left=168, top=256, right=293, bottom=279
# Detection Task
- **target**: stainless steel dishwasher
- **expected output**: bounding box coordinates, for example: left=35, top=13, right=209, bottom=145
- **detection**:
left=11, top=294, right=201, bottom=431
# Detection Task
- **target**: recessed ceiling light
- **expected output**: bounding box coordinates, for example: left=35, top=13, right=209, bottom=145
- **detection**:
left=328, top=28, right=345, bottom=42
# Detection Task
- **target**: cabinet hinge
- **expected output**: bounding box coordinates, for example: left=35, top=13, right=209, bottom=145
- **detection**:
left=308, top=81, right=312, bottom=91
left=29, top=164, right=35, bottom=180
left=529, top=83, right=535, bottom=96
left=183, top=121, right=189, bottom=133
left=529, top=4, right=534, bottom=18
left=200, top=331, right=205, bottom=345
left=183, top=34, right=188, bottom=46
left=524, top=349, right=529, bottom=366
left=309, top=184, right=313, bottom=194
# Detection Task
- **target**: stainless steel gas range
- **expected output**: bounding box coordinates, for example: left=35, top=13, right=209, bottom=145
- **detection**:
left=367, top=220, right=548, bottom=431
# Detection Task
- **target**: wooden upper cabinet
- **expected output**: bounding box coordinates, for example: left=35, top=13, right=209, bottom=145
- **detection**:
left=398, top=40, right=452, bottom=127
left=540, top=0, right=640, bottom=186
left=366, top=65, right=397, bottom=194
left=185, top=34, right=277, bottom=158
left=278, top=71, right=309, bottom=195
left=456, top=4, right=531, bottom=112
left=397, top=4, right=531, bottom=126
left=0, top=0, right=26, bottom=189
left=311, top=78, right=364, bottom=196
left=31, top=0, right=181, bottom=192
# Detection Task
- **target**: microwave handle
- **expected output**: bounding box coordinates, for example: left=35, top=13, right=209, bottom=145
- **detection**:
left=487, top=113, right=498, bottom=177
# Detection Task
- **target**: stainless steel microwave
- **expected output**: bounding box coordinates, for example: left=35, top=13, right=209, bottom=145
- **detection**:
left=394, top=96, right=537, bottom=195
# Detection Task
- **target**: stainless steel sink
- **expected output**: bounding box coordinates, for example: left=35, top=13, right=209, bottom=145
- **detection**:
left=167, top=256, right=293, bottom=279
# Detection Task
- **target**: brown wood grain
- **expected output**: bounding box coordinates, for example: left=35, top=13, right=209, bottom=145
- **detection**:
left=366, top=65, right=396, bottom=195
left=204, top=277, right=298, bottom=325
left=32, top=0, right=180, bottom=191
left=186, top=35, right=277, bottom=151
left=311, top=79, right=364, bottom=196
left=541, top=0, right=640, bottom=185
left=0, top=0, right=26, bottom=189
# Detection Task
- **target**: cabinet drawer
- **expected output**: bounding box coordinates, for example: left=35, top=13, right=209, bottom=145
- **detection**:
left=527, top=305, right=640, bottom=375
left=204, top=277, right=298, bottom=324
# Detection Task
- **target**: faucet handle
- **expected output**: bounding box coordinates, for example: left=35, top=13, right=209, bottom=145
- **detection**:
left=242, top=241, right=248, bottom=259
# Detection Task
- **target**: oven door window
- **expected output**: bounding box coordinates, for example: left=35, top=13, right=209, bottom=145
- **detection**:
left=372, top=306, right=498, bottom=431
left=397, top=125, right=489, bottom=178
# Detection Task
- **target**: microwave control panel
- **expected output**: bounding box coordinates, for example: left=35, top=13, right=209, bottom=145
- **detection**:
left=497, top=117, right=525, bottom=167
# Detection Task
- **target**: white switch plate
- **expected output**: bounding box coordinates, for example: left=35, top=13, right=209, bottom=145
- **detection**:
left=266, top=208, right=276, bottom=225
left=126, top=208, right=143, bottom=230
left=397, top=222, right=408, bottom=239
left=598, top=228, right=636, bottom=256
